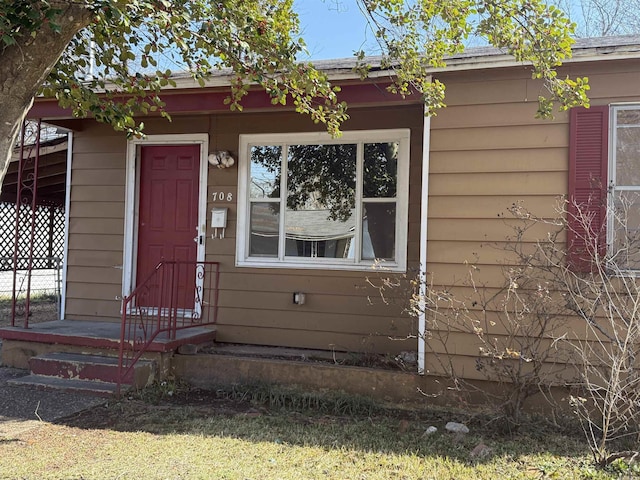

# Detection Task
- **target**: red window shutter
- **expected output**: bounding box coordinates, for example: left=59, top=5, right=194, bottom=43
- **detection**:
left=567, top=106, right=609, bottom=272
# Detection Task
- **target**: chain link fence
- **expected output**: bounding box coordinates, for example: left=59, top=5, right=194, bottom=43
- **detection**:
left=0, top=257, right=62, bottom=299
left=0, top=257, right=62, bottom=327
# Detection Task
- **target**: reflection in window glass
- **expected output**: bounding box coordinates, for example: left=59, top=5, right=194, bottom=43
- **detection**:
left=616, top=125, right=640, bottom=187
left=617, top=109, right=640, bottom=125
left=612, top=108, right=640, bottom=271
left=250, top=146, right=281, bottom=199
left=283, top=144, right=357, bottom=258
left=284, top=208, right=355, bottom=258
left=286, top=144, right=356, bottom=221
left=249, top=202, right=279, bottom=257
left=364, top=142, right=398, bottom=198
left=362, top=203, right=396, bottom=260
left=612, top=191, right=640, bottom=270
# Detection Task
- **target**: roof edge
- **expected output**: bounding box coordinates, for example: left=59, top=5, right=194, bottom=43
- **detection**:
left=169, top=35, right=640, bottom=89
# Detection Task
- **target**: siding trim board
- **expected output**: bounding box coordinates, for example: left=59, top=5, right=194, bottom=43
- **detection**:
left=61, top=131, right=73, bottom=320
left=418, top=104, right=431, bottom=375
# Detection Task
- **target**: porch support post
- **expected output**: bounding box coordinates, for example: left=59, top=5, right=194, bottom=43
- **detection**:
left=418, top=96, right=432, bottom=375
left=60, top=131, right=73, bottom=320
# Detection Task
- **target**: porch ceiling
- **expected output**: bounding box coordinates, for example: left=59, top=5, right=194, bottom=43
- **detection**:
left=1, top=141, right=67, bottom=207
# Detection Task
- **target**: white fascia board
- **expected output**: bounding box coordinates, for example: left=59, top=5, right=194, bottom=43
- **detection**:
left=431, top=49, right=640, bottom=73
left=166, top=43, right=640, bottom=91
left=168, top=68, right=392, bottom=90
left=9, top=141, right=68, bottom=162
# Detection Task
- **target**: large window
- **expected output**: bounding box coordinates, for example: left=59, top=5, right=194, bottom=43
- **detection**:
left=236, top=130, right=410, bottom=271
left=610, top=105, right=640, bottom=270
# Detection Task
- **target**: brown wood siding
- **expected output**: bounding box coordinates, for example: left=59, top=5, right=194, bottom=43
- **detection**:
left=425, top=61, right=640, bottom=374
left=212, top=326, right=413, bottom=354
left=65, top=122, right=127, bottom=320
left=428, top=61, right=633, bottom=279
left=65, top=106, right=423, bottom=355
left=206, top=106, right=423, bottom=351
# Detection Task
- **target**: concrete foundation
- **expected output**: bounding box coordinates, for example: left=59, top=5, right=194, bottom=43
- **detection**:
left=172, top=353, right=432, bottom=407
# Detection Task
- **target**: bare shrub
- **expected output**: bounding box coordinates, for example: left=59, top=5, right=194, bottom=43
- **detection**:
left=514, top=199, right=640, bottom=466
left=367, top=206, right=573, bottom=428
left=374, top=198, right=640, bottom=464
left=409, top=211, right=572, bottom=429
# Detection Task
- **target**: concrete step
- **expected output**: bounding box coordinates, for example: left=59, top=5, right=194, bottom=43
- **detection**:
left=7, top=374, right=124, bottom=397
left=29, top=352, right=155, bottom=389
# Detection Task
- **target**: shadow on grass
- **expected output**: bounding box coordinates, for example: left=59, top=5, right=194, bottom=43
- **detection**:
left=0, top=438, right=20, bottom=444
left=56, top=383, right=592, bottom=469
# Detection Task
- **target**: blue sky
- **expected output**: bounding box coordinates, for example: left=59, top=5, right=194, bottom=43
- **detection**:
left=295, top=1, right=375, bottom=60
left=293, top=1, right=487, bottom=60
left=294, top=1, right=598, bottom=61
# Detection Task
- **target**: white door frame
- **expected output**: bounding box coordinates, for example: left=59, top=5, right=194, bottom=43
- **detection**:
left=122, top=133, right=209, bottom=299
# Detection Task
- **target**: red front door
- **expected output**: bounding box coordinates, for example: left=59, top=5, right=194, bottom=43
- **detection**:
left=136, top=144, right=200, bottom=309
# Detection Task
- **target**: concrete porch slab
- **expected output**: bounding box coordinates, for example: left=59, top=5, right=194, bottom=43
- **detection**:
left=0, top=320, right=216, bottom=353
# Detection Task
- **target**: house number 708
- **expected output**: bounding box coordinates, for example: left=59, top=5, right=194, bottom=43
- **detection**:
left=212, top=192, right=233, bottom=202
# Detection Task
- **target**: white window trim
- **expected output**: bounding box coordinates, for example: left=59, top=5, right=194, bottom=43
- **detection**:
left=607, top=103, right=640, bottom=274
left=122, top=133, right=209, bottom=299
left=236, top=129, right=410, bottom=272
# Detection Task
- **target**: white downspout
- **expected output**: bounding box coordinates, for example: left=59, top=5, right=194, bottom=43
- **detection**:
left=60, top=131, right=73, bottom=320
left=418, top=100, right=432, bottom=375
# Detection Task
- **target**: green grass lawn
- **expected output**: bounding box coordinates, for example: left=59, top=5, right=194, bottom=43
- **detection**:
left=0, top=387, right=635, bottom=480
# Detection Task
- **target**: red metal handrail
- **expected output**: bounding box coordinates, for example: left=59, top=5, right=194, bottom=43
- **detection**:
left=11, top=119, right=42, bottom=327
left=117, top=261, right=220, bottom=394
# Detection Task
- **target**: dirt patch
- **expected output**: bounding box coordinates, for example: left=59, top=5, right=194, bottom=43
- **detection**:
left=60, top=384, right=577, bottom=443
left=61, top=390, right=265, bottom=431
left=0, top=367, right=106, bottom=438
left=59, top=383, right=505, bottom=438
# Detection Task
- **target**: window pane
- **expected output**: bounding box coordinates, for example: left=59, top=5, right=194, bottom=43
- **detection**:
left=286, top=144, right=356, bottom=220
left=364, top=142, right=398, bottom=198
left=612, top=191, right=640, bottom=270
left=617, top=109, right=640, bottom=126
left=616, top=125, right=640, bottom=186
left=250, top=145, right=281, bottom=198
left=362, top=203, right=396, bottom=260
left=284, top=208, right=355, bottom=259
left=249, top=202, right=279, bottom=257
left=283, top=144, right=357, bottom=259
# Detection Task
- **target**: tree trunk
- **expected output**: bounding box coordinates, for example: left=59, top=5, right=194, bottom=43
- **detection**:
left=0, top=3, right=92, bottom=195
